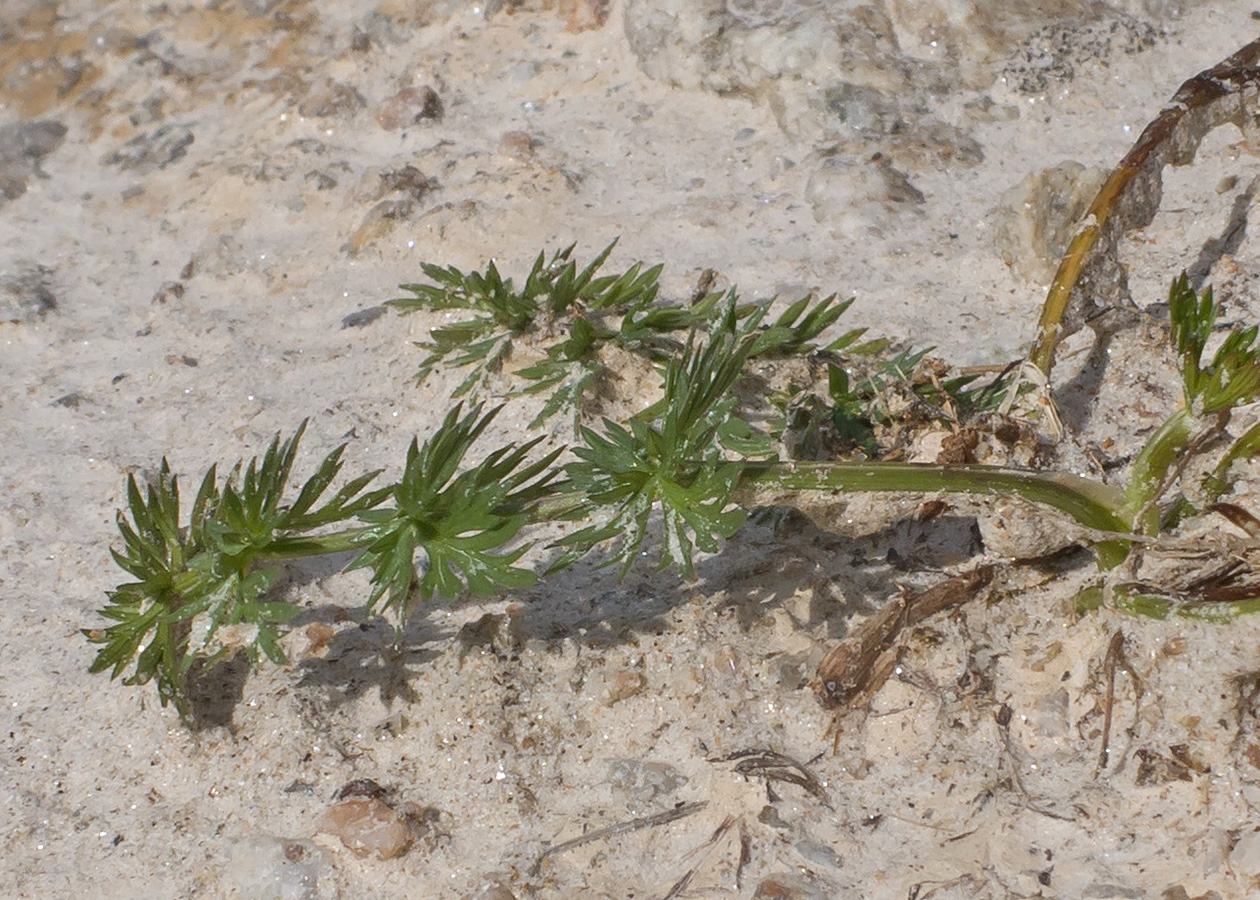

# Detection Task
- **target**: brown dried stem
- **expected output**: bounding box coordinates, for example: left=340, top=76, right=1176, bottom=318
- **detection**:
left=811, top=565, right=995, bottom=712
left=1026, top=37, right=1260, bottom=380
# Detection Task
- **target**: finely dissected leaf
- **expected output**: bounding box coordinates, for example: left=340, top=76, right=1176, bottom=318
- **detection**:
left=739, top=294, right=865, bottom=358
left=1205, top=417, right=1260, bottom=503
left=391, top=242, right=672, bottom=418
left=557, top=329, right=758, bottom=576
left=514, top=315, right=613, bottom=427
left=393, top=244, right=878, bottom=429
left=1170, top=273, right=1260, bottom=414
left=91, top=462, right=205, bottom=709
left=1122, top=275, right=1260, bottom=529
left=539, top=241, right=663, bottom=316
left=97, top=220, right=1260, bottom=726
left=390, top=242, right=652, bottom=389
left=347, top=404, right=562, bottom=620
left=88, top=425, right=385, bottom=715
left=618, top=288, right=723, bottom=350
left=391, top=254, right=539, bottom=391
left=826, top=364, right=879, bottom=456
left=516, top=357, right=604, bottom=428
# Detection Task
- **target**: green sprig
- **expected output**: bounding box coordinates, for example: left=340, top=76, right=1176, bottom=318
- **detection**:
left=558, top=329, right=757, bottom=577
left=88, top=426, right=387, bottom=714
left=348, top=404, right=562, bottom=617
left=92, top=241, right=1260, bottom=719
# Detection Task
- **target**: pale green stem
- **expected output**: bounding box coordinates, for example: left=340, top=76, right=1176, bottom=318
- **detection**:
left=736, top=460, right=1131, bottom=567
left=1077, top=583, right=1260, bottom=621
left=1122, top=408, right=1191, bottom=535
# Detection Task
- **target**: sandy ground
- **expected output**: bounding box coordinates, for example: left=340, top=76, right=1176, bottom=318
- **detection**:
left=7, top=1, right=1260, bottom=898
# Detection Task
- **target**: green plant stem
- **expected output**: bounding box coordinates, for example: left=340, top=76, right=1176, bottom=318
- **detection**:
left=736, top=459, right=1132, bottom=567
left=1027, top=219, right=1105, bottom=378
left=1076, top=583, right=1260, bottom=621
left=1123, top=408, right=1191, bottom=534
left=1123, top=408, right=1230, bottom=535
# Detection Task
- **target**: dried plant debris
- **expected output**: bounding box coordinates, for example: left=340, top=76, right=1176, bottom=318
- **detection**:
left=1097, top=629, right=1132, bottom=771
left=531, top=801, right=709, bottom=876
left=993, top=702, right=1077, bottom=821
left=1025, top=36, right=1260, bottom=378
left=1134, top=744, right=1208, bottom=786
left=335, top=778, right=389, bottom=801
left=811, top=566, right=995, bottom=714
left=660, top=815, right=748, bottom=900
left=708, top=749, right=829, bottom=806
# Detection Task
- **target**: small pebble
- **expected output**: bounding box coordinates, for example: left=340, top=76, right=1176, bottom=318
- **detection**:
left=316, top=797, right=413, bottom=860
left=601, top=668, right=646, bottom=706
left=561, top=0, right=609, bottom=32
left=991, top=160, right=1107, bottom=283
left=298, top=79, right=366, bottom=118
left=374, top=86, right=443, bottom=130
left=607, top=758, right=686, bottom=802
left=753, top=874, right=826, bottom=899
left=498, top=130, right=536, bottom=160
left=340, top=306, right=385, bottom=329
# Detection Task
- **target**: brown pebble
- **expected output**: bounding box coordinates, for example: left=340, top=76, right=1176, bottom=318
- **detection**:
left=498, top=131, right=536, bottom=160
left=298, top=80, right=366, bottom=118
left=560, top=0, right=609, bottom=31
left=375, top=86, right=443, bottom=130
left=936, top=428, right=979, bottom=464
left=601, top=669, right=646, bottom=706
left=316, top=797, right=413, bottom=859
left=303, top=622, right=336, bottom=654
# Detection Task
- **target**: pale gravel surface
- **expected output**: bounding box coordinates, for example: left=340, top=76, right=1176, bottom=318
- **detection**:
left=6, top=1, right=1260, bottom=898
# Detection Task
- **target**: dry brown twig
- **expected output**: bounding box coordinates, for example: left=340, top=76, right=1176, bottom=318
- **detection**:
left=1008, top=36, right=1260, bottom=414
left=531, top=800, right=709, bottom=876
left=810, top=566, right=996, bottom=745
